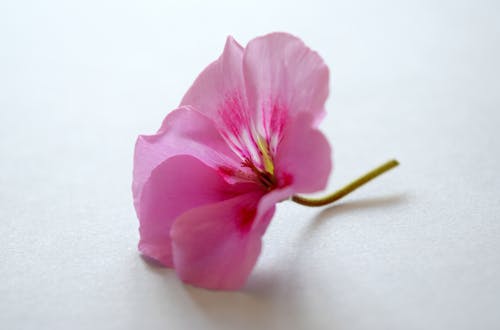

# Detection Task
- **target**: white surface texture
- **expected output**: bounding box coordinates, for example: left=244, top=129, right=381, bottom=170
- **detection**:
left=1, top=1, right=500, bottom=329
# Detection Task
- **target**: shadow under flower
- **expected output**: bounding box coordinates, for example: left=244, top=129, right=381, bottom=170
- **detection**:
left=139, top=249, right=304, bottom=329
left=303, top=192, right=409, bottom=237
left=183, top=276, right=305, bottom=330
left=140, top=254, right=168, bottom=269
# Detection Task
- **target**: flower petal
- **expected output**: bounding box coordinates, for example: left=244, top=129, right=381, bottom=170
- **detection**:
left=243, top=32, right=330, bottom=135
left=180, top=36, right=264, bottom=164
left=275, top=114, right=332, bottom=194
left=138, top=155, right=237, bottom=267
left=180, top=36, right=247, bottom=126
left=171, top=191, right=273, bottom=290
left=253, top=186, right=293, bottom=234
left=133, top=107, right=240, bottom=210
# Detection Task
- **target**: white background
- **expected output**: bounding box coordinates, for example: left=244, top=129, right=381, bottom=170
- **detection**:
left=1, top=0, right=499, bottom=329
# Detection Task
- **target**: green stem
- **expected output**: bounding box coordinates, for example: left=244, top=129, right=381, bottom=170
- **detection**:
left=291, top=159, right=399, bottom=207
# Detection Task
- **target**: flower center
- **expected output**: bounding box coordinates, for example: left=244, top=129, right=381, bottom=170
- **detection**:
left=242, top=158, right=277, bottom=190
left=258, top=171, right=277, bottom=190
left=241, top=136, right=277, bottom=190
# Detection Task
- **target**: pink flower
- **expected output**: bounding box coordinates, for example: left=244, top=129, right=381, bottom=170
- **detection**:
left=133, top=32, right=332, bottom=290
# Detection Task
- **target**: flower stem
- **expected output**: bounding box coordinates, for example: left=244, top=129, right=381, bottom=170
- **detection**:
left=291, top=159, right=399, bottom=207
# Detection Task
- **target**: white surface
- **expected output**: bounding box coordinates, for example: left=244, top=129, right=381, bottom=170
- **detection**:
left=1, top=1, right=500, bottom=329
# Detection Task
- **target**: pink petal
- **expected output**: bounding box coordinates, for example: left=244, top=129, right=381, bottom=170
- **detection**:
left=253, top=186, right=294, bottom=234
left=275, top=114, right=332, bottom=194
left=137, top=155, right=238, bottom=267
left=180, top=36, right=247, bottom=127
left=180, top=36, right=264, bottom=164
left=171, top=191, right=274, bottom=290
left=243, top=32, right=330, bottom=133
left=133, top=107, right=240, bottom=211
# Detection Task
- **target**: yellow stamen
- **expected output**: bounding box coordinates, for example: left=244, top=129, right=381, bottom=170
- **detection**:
left=257, top=136, right=274, bottom=174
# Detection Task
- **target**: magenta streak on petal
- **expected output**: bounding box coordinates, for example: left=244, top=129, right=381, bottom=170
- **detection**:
left=236, top=205, right=257, bottom=234
left=218, top=94, right=289, bottom=180
left=268, top=101, right=288, bottom=154
left=217, top=91, right=269, bottom=173
left=218, top=92, right=251, bottom=158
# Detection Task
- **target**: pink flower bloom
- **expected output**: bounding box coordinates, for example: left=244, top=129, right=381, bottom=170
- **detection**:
left=133, top=32, right=332, bottom=290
